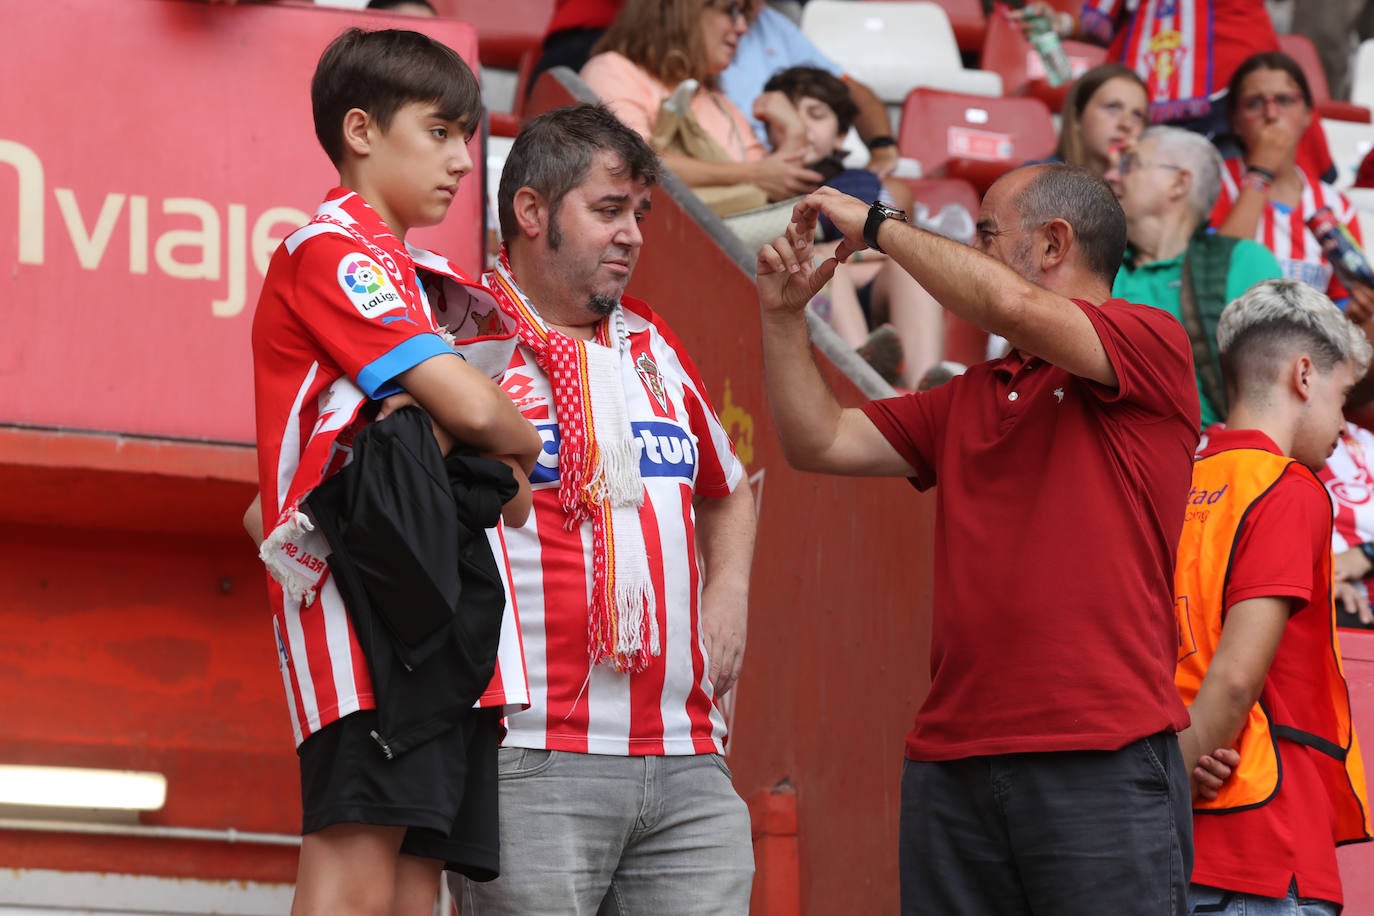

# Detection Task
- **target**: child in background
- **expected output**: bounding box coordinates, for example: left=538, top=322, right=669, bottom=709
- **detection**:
left=761, top=66, right=945, bottom=387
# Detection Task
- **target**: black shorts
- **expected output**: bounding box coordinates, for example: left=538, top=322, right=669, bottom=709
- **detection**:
left=298, top=707, right=501, bottom=881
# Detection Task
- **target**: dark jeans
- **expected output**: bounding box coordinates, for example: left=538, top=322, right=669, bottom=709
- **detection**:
left=899, top=730, right=1192, bottom=916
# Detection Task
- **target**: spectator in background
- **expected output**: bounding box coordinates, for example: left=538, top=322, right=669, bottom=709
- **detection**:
left=762, top=65, right=944, bottom=387
left=1111, top=125, right=1281, bottom=427
left=1211, top=52, right=1374, bottom=322
left=1173, top=278, right=1373, bottom=915
left=1319, top=420, right=1374, bottom=627
left=719, top=0, right=902, bottom=178
left=1023, top=0, right=1278, bottom=141
left=1055, top=63, right=1148, bottom=185
left=580, top=0, right=823, bottom=205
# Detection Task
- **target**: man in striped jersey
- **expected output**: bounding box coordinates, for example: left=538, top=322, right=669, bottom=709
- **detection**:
left=452, top=104, right=758, bottom=915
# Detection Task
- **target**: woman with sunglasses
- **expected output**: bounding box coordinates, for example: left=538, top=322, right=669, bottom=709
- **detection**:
left=1213, top=52, right=1374, bottom=322
left=581, top=0, right=822, bottom=203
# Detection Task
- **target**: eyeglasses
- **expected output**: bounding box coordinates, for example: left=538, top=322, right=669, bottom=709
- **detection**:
left=1118, top=150, right=1183, bottom=176
left=1238, top=92, right=1305, bottom=115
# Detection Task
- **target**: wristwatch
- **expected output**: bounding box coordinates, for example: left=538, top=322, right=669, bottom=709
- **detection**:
left=864, top=201, right=908, bottom=254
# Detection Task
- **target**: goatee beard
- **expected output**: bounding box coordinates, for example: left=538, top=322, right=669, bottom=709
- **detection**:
left=588, top=293, right=618, bottom=317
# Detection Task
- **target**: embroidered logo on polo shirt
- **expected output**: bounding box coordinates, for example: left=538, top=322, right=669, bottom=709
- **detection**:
left=1053, top=387, right=1064, bottom=403
left=337, top=255, right=402, bottom=318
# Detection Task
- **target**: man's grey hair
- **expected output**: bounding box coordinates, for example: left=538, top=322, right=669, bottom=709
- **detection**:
left=1012, top=164, right=1126, bottom=284
left=1139, top=125, right=1222, bottom=226
left=1218, top=279, right=1372, bottom=390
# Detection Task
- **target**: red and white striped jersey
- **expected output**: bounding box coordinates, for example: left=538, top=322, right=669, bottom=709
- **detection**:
left=1320, top=422, right=1374, bottom=598
left=253, top=188, right=522, bottom=746
left=491, top=295, right=745, bottom=756
left=1214, top=160, right=1364, bottom=302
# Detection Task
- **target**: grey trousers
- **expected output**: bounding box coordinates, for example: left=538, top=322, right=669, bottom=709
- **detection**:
left=451, top=749, right=754, bottom=916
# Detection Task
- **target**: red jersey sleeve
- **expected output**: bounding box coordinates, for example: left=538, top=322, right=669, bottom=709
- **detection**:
left=1077, top=298, right=1202, bottom=426
left=858, top=378, right=958, bottom=490
left=1226, top=465, right=1331, bottom=611
left=284, top=234, right=453, bottom=399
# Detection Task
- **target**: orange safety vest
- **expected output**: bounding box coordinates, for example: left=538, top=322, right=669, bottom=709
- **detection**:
left=1174, top=447, right=1371, bottom=842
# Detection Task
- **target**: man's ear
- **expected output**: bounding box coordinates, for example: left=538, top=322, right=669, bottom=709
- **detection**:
left=1040, top=217, right=1073, bottom=271
left=512, top=187, right=548, bottom=241
left=1290, top=354, right=1316, bottom=402
left=342, top=108, right=373, bottom=158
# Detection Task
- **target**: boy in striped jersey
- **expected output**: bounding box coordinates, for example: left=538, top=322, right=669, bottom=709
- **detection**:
left=452, top=104, right=758, bottom=916
left=249, top=29, right=541, bottom=915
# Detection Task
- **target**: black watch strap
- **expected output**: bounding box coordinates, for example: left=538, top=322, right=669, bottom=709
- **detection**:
left=864, top=202, right=907, bottom=254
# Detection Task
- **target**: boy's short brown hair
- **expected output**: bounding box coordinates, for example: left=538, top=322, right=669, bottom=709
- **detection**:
left=311, top=28, right=482, bottom=166
left=763, top=66, right=858, bottom=135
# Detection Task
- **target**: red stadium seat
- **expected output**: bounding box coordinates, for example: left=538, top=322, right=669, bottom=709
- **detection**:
left=979, top=8, right=1106, bottom=112
left=902, top=177, right=981, bottom=218
left=919, top=0, right=987, bottom=55
left=898, top=88, right=1057, bottom=194
left=431, top=0, right=553, bottom=69
left=1279, top=33, right=1372, bottom=123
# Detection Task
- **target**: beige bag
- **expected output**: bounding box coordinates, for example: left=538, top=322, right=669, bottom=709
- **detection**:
left=651, top=82, right=769, bottom=217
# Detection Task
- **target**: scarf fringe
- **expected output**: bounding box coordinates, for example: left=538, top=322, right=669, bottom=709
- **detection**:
left=488, top=252, right=660, bottom=671
left=260, top=510, right=324, bottom=605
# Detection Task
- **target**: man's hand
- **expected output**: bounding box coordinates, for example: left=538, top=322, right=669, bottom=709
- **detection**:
left=751, top=150, right=825, bottom=201
left=757, top=220, right=836, bottom=318
left=701, top=582, right=747, bottom=696
left=1336, top=579, right=1374, bottom=626
left=795, top=186, right=871, bottom=253
left=1346, top=284, right=1374, bottom=325
left=866, top=145, right=900, bottom=179
left=1194, top=747, right=1241, bottom=801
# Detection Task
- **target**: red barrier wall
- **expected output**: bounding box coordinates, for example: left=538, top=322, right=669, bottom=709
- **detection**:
left=0, top=0, right=490, bottom=888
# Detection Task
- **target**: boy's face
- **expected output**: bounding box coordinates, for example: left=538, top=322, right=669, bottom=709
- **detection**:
left=1294, top=358, right=1356, bottom=472
left=796, top=95, right=844, bottom=164
left=364, top=100, right=473, bottom=236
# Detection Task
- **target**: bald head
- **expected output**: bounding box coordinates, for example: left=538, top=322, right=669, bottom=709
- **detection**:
left=978, top=164, right=1126, bottom=286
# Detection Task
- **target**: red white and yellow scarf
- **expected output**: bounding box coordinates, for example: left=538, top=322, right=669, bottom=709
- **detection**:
left=487, top=250, right=659, bottom=673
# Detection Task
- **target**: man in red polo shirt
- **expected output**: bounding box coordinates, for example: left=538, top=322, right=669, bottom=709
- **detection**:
left=757, top=165, right=1201, bottom=915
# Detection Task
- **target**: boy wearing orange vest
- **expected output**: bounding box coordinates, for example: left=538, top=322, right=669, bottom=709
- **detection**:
left=1174, top=278, right=1373, bottom=915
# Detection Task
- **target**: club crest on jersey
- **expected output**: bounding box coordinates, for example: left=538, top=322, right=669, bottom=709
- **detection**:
left=338, top=254, right=402, bottom=318
left=636, top=353, right=668, bottom=411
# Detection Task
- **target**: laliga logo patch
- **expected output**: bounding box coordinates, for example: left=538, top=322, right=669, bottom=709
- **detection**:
left=338, top=255, right=402, bottom=318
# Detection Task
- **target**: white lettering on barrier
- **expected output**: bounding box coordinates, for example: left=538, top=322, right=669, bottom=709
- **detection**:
left=1, top=137, right=308, bottom=319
